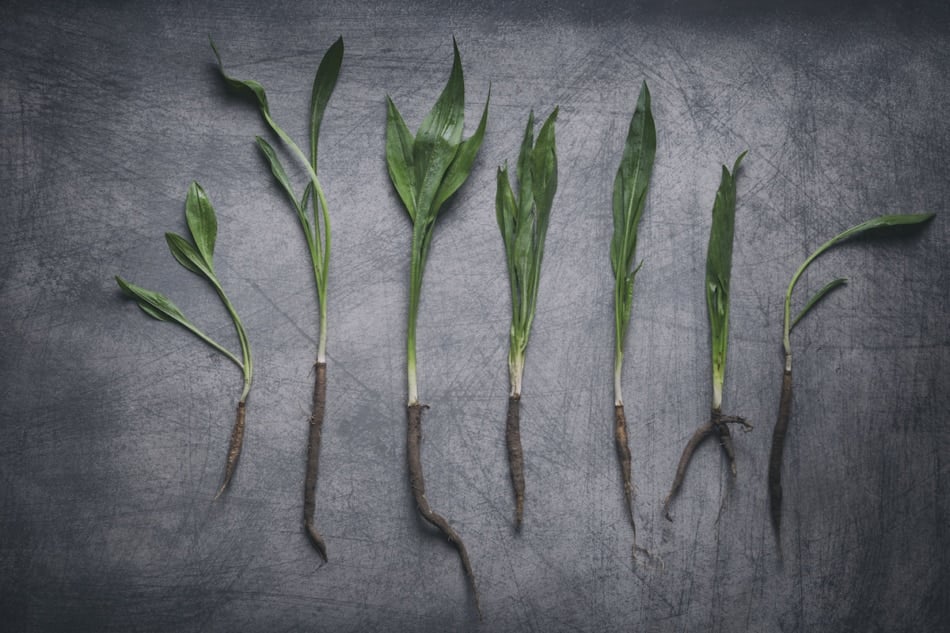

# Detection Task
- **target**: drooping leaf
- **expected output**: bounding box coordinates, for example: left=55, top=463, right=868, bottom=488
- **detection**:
left=792, top=277, right=847, bottom=330
left=385, top=97, right=417, bottom=218
left=309, top=36, right=344, bottom=172
left=185, top=182, right=217, bottom=268
left=210, top=38, right=271, bottom=117
left=165, top=232, right=212, bottom=278
left=783, top=212, right=935, bottom=349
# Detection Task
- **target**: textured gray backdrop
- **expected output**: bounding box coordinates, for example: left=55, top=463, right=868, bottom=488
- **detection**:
left=2, top=1, right=948, bottom=631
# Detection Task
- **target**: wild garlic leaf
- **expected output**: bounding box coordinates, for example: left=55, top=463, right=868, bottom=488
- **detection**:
left=705, top=151, right=746, bottom=382
left=185, top=182, right=217, bottom=268
left=165, top=232, right=212, bottom=278
left=385, top=97, right=417, bottom=218
left=309, top=36, right=344, bottom=173
left=792, top=277, right=847, bottom=330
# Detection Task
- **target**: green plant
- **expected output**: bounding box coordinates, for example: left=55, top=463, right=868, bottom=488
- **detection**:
left=385, top=38, right=488, bottom=617
left=116, top=182, right=253, bottom=498
left=211, top=38, right=342, bottom=560
left=496, top=107, right=558, bottom=530
left=609, top=83, right=655, bottom=552
left=769, top=212, right=935, bottom=541
left=663, top=152, right=750, bottom=520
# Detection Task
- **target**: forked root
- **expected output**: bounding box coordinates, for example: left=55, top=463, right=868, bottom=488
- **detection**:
left=662, top=408, right=751, bottom=520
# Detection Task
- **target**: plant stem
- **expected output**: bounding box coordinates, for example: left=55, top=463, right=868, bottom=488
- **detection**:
left=613, top=348, right=624, bottom=406
left=210, top=279, right=252, bottom=401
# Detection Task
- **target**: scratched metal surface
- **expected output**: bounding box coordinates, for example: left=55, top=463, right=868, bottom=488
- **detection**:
left=1, top=0, right=948, bottom=631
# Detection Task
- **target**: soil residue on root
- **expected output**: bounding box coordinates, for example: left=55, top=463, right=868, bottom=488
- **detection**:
left=506, top=394, right=525, bottom=530
left=215, top=400, right=247, bottom=499
left=768, top=367, right=793, bottom=540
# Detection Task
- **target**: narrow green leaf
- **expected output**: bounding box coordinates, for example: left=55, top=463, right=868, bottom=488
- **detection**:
left=385, top=96, right=417, bottom=219
left=138, top=302, right=169, bottom=321
left=530, top=107, right=559, bottom=229
left=431, top=88, right=490, bottom=212
left=704, top=152, right=745, bottom=385
left=309, top=36, right=344, bottom=172
left=610, top=82, right=656, bottom=281
left=783, top=212, right=935, bottom=353
left=516, top=110, right=535, bottom=195
left=185, top=182, right=217, bottom=268
left=256, top=136, right=302, bottom=210
left=165, top=232, right=213, bottom=278
left=792, top=277, right=847, bottom=330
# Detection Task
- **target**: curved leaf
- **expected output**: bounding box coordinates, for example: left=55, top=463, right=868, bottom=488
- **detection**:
left=165, top=232, right=213, bottom=278
left=792, top=277, right=847, bottom=330
left=431, top=87, right=490, bottom=213
left=310, top=36, right=344, bottom=172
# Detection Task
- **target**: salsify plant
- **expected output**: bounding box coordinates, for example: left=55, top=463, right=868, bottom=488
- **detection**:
left=609, top=83, right=655, bottom=552
left=496, top=107, right=558, bottom=530
left=116, top=182, right=253, bottom=498
left=385, top=38, right=488, bottom=617
left=769, top=212, right=935, bottom=541
left=663, top=152, right=750, bottom=521
left=211, top=38, right=342, bottom=560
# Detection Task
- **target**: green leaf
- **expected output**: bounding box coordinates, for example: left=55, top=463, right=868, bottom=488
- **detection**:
left=185, top=182, right=217, bottom=268
left=210, top=37, right=271, bottom=117
left=411, top=39, right=467, bottom=222
left=610, top=83, right=656, bottom=280
left=385, top=96, right=417, bottom=218
left=431, top=88, right=490, bottom=212
left=792, top=277, right=847, bottom=330
left=165, top=232, right=213, bottom=278
left=309, top=36, right=344, bottom=172
left=530, top=107, right=559, bottom=230
left=116, top=276, right=190, bottom=326
left=783, top=212, right=935, bottom=352
left=704, top=151, right=746, bottom=384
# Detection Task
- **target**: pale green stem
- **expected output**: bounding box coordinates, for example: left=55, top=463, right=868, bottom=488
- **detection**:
left=614, top=348, right=624, bottom=406
left=180, top=322, right=244, bottom=372
left=508, top=346, right=524, bottom=398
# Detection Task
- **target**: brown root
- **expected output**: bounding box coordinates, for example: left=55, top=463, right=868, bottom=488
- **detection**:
left=506, top=395, right=525, bottom=530
left=662, top=408, right=750, bottom=521
left=304, top=361, right=328, bottom=561
left=214, top=400, right=246, bottom=500
left=769, top=368, right=793, bottom=540
left=614, top=404, right=636, bottom=546
left=407, top=403, right=481, bottom=619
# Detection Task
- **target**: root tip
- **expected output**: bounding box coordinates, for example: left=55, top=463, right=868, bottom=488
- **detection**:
left=306, top=524, right=328, bottom=561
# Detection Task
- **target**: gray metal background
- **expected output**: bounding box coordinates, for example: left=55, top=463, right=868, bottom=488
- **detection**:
left=2, top=1, right=948, bottom=631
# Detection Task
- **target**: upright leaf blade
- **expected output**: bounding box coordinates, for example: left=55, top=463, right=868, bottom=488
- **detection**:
left=386, top=97, right=418, bottom=219
left=309, top=36, right=344, bottom=172
left=705, top=151, right=745, bottom=394
left=185, top=182, right=217, bottom=268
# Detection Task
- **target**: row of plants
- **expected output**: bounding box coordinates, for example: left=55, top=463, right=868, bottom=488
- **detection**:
left=115, top=38, right=935, bottom=617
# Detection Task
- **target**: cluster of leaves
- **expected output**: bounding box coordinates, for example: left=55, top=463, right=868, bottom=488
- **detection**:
left=116, top=182, right=252, bottom=401
left=610, top=82, right=656, bottom=403
left=496, top=108, right=558, bottom=394
left=705, top=151, right=746, bottom=407
left=211, top=39, right=341, bottom=358
left=385, top=38, right=489, bottom=401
